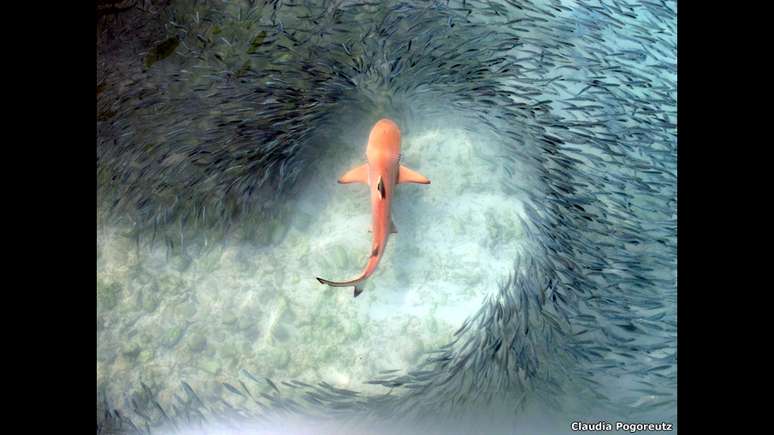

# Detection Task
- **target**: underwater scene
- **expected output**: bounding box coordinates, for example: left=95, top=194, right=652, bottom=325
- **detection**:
left=97, top=0, right=676, bottom=434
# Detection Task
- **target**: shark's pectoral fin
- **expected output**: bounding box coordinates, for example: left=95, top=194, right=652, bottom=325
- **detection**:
left=398, top=165, right=431, bottom=184
left=338, top=163, right=369, bottom=184
left=354, top=285, right=364, bottom=298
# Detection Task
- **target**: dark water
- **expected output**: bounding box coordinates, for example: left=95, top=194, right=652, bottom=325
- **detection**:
left=97, top=1, right=676, bottom=434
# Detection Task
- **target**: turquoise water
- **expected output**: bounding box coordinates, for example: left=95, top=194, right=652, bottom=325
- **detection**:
left=97, top=1, right=676, bottom=434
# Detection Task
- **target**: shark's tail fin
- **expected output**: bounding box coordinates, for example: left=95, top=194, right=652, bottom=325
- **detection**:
left=316, top=276, right=368, bottom=298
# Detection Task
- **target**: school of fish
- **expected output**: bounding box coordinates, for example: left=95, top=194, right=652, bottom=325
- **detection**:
left=97, top=0, right=676, bottom=433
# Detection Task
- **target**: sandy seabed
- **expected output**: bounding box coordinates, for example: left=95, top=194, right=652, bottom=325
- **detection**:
left=97, top=125, right=528, bottom=413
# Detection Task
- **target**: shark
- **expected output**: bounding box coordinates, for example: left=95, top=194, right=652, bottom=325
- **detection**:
left=316, top=118, right=430, bottom=297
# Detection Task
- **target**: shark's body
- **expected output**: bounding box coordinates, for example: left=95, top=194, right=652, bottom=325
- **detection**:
left=316, top=118, right=430, bottom=297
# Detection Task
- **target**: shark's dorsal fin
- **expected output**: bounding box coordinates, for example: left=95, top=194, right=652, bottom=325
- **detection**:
left=338, top=164, right=369, bottom=184
left=398, top=165, right=431, bottom=184
left=377, top=176, right=385, bottom=199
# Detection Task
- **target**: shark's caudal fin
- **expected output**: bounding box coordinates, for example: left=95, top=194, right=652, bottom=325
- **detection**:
left=338, top=164, right=369, bottom=184
left=398, top=165, right=430, bottom=184
left=316, top=276, right=368, bottom=298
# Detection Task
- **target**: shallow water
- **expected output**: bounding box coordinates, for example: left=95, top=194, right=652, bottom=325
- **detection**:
left=97, top=0, right=676, bottom=433
left=97, top=123, right=526, bottom=398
